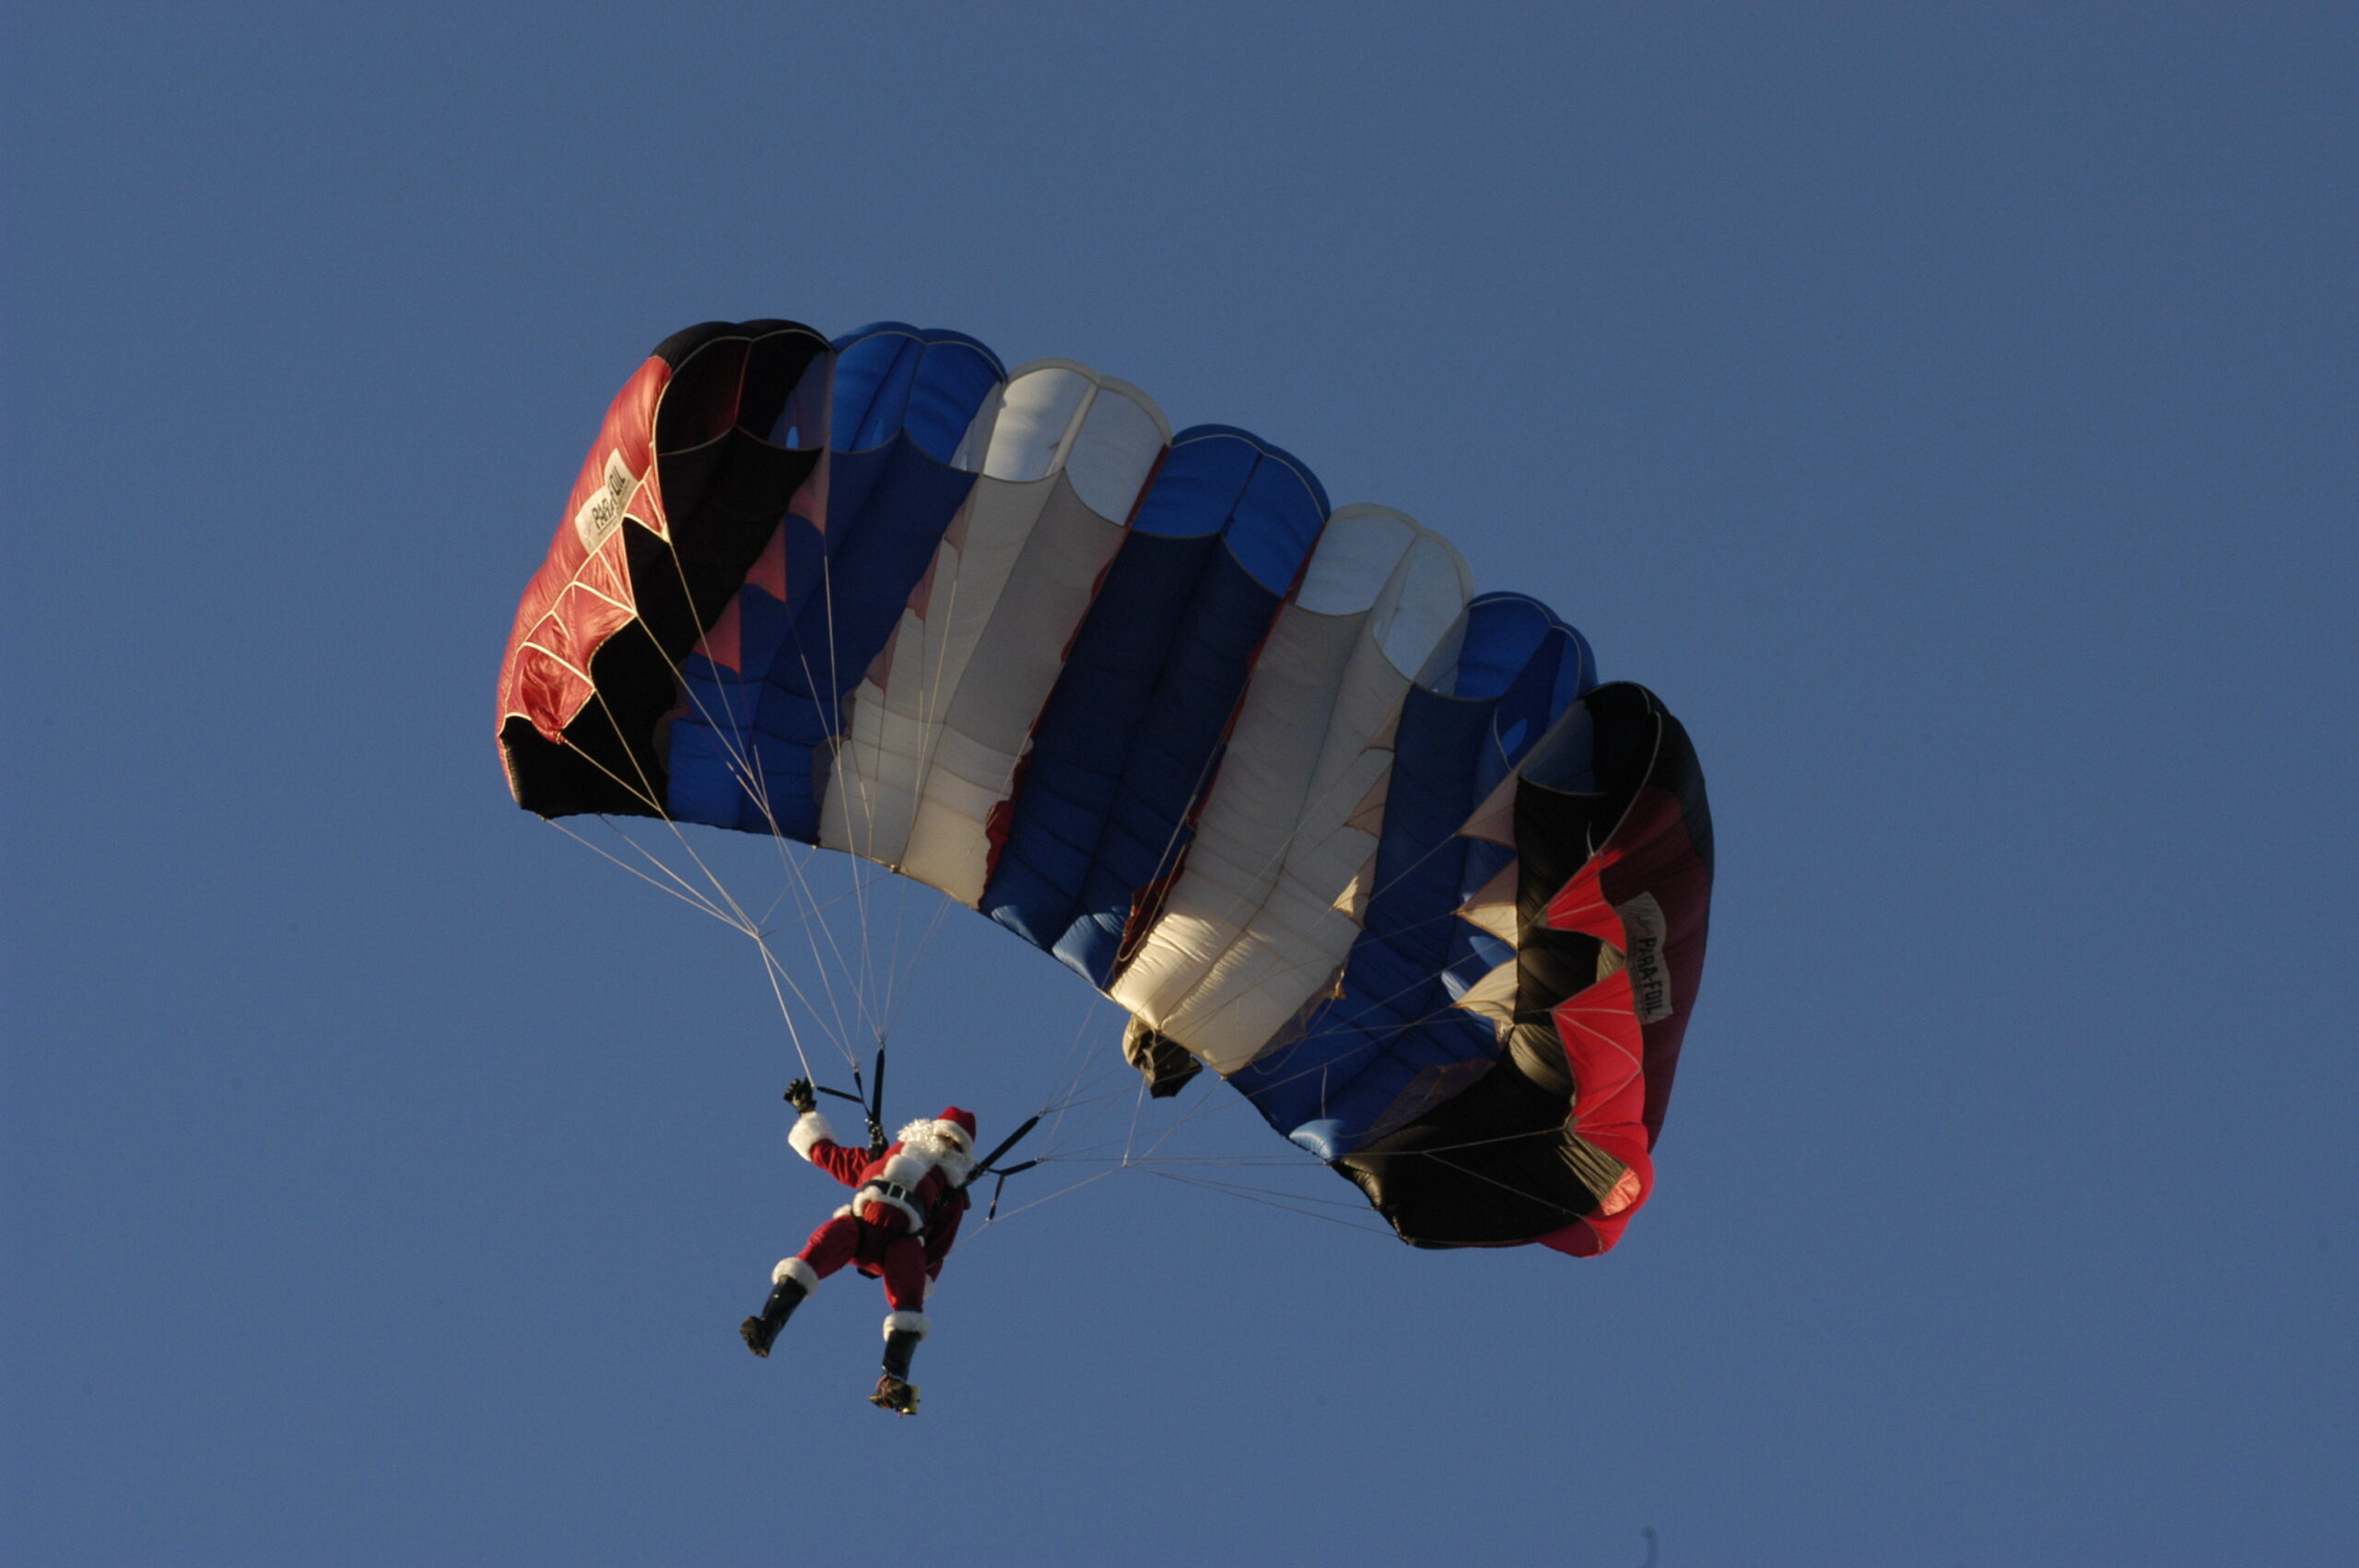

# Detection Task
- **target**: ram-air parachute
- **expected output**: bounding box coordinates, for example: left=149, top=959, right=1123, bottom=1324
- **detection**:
left=498, top=320, right=1712, bottom=1255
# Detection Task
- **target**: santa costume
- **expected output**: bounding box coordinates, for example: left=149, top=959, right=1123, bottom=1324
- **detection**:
left=740, top=1105, right=977, bottom=1414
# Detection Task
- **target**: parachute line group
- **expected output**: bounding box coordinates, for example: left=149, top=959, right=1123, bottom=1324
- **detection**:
left=549, top=638, right=1378, bottom=1235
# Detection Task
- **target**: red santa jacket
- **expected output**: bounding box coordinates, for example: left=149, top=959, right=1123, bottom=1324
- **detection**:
left=789, top=1111, right=970, bottom=1277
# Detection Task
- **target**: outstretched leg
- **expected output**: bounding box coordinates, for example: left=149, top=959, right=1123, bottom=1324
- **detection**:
left=741, top=1212, right=862, bottom=1358
left=740, top=1257, right=817, bottom=1357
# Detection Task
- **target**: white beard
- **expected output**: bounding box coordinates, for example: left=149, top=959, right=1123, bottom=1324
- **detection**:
left=896, top=1119, right=974, bottom=1187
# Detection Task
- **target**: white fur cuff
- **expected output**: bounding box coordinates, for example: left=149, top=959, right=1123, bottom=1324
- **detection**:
left=788, top=1112, right=836, bottom=1159
left=883, top=1311, right=929, bottom=1339
left=772, top=1258, right=818, bottom=1291
left=878, top=1150, right=932, bottom=1189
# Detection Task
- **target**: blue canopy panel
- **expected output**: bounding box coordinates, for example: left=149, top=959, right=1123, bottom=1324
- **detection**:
left=1227, top=592, right=1597, bottom=1160
left=982, top=427, right=1330, bottom=985
left=665, top=324, right=1004, bottom=837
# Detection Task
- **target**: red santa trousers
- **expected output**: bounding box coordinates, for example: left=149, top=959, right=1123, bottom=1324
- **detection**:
left=793, top=1208, right=928, bottom=1311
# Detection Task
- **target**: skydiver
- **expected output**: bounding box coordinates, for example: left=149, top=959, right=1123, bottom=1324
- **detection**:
left=739, top=1082, right=977, bottom=1416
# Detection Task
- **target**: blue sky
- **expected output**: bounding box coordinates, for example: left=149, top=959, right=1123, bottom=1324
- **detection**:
left=5, top=6, right=2353, bottom=1564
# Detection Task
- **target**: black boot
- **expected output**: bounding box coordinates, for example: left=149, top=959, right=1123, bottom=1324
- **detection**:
left=869, top=1314, right=925, bottom=1414
left=739, top=1276, right=808, bottom=1358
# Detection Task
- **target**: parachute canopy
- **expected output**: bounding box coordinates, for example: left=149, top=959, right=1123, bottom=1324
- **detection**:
left=499, top=319, right=1712, bottom=1255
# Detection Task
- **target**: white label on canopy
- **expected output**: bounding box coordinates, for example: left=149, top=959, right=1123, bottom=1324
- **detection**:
left=1616, top=892, right=1674, bottom=1024
left=573, top=451, right=635, bottom=552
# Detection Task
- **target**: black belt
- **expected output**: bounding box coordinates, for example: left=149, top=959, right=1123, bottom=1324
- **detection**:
left=857, top=1178, right=924, bottom=1230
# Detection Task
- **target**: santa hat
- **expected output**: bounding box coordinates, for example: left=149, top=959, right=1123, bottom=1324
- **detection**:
left=933, top=1106, right=977, bottom=1151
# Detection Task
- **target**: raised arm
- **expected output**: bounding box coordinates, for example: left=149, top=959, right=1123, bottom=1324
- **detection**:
left=787, top=1111, right=871, bottom=1188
